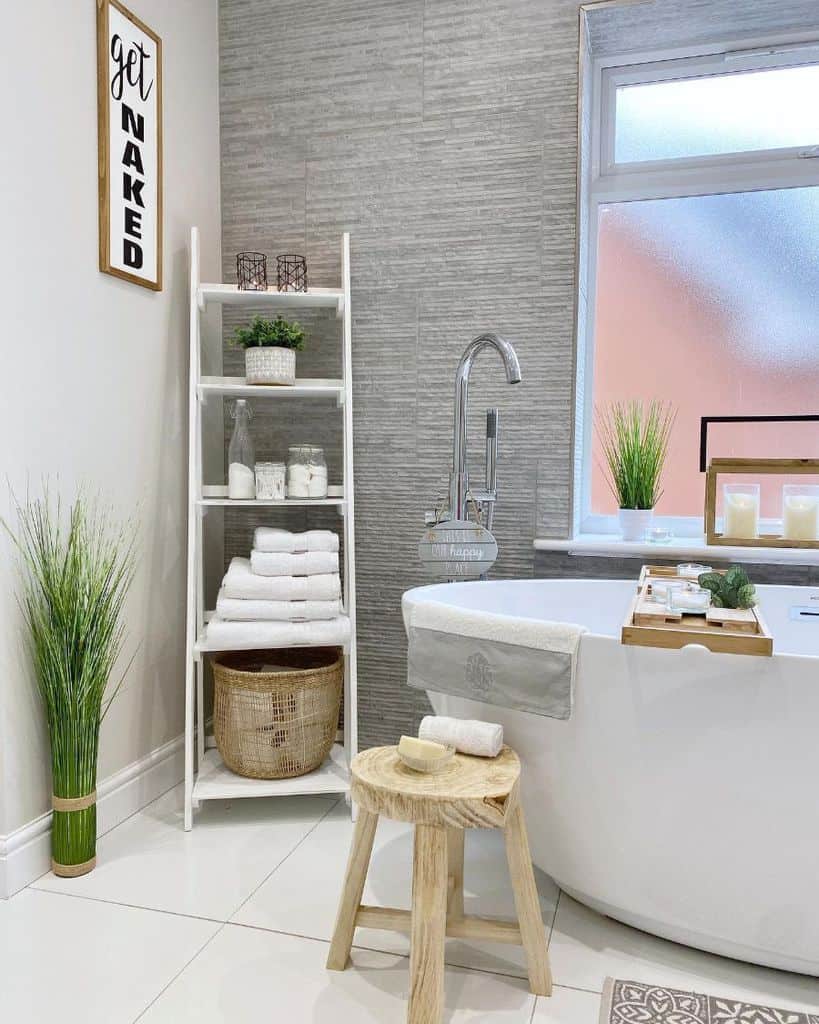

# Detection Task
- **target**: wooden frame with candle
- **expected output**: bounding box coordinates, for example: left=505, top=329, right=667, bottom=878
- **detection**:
left=704, top=458, right=819, bottom=549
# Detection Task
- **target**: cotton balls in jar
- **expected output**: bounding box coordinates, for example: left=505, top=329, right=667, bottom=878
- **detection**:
left=286, top=446, right=328, bottom=499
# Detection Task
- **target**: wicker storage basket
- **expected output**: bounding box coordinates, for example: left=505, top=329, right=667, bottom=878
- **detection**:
left=212, top=647, right=343, bottom=779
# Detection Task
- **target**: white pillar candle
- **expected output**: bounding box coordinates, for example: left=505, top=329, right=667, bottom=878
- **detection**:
left=724, top=490, right=759, bottom=540
left=783, top=495, right=819, bottom=541
left=228, top=462, right=256, bottom=500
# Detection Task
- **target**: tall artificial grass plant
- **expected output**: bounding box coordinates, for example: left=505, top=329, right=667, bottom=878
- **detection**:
left=596, top=400, right=675, bottom=522
left=5, top=491, right=136, bottom=876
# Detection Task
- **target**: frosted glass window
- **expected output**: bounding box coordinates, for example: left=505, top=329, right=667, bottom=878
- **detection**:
left=615, top=65, right=819, bottom=163
left=591, top=186, right=819, bottom=518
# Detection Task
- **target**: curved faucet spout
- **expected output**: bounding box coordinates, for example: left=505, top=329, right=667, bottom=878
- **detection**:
left=449, top=333, right=522, bottom=523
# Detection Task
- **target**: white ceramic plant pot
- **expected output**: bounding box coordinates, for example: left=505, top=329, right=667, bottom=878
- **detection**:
left=245, top=346, right=296, bottom=386
left=618, top=507, right=654, bottom=541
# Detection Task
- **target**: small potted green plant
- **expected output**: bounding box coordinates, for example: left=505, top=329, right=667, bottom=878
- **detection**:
left=597, top=400, right=675, bottom=541
left=231, top=314, right=306, bottom=386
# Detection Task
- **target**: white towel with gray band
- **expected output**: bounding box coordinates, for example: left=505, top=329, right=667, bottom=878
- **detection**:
left=222, top=558, right=341, bottom=601
left=250, top=549, right=339, bottom=577
left=419, top=715, right=503, bottom=758
left=253, top=528, right=339, bottom=554
left=407, top=602, right=586, bottom=720
left=215, top=589, right=341, bottom=622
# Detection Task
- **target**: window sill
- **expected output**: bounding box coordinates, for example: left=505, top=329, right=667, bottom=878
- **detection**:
left=533, top=534, right=819, bottom=566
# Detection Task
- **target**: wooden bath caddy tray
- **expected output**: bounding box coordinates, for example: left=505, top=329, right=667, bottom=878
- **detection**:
left=621, top=565, right=772, bottom=657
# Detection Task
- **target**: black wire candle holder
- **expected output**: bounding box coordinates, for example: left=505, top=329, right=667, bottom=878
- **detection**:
left=236, top=251, right=268, bottom=291
left=277, top=254, right=308, bottom=293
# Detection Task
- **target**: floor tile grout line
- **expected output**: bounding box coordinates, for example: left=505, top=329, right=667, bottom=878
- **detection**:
left=131, top=921, right=229, bottom=1024
left=227, top=795, right=343, bottom=924
left=24, top=885, right=227, bottom=927
left=227, top=917, right=589, bottom=991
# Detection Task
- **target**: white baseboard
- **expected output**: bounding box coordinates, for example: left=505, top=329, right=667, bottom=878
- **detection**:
left=0, top=734, right=185, bottom=899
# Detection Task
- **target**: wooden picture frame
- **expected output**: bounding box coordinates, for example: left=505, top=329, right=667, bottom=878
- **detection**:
left=97, top=0, right=163, bottom=291
left=704, top=458, right=819, bottom=549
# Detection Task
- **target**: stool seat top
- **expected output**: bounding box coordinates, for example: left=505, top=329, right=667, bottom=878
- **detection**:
left=350, top=745, right=520, bottom=828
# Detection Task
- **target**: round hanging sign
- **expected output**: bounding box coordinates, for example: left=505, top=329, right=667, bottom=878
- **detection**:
left=418, top=519, right=498, bottom=579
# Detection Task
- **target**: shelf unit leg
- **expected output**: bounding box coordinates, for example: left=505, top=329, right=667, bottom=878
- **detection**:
left=184, top=657, right=195, bottom=832
left=195, top=657, right=205, bottom=767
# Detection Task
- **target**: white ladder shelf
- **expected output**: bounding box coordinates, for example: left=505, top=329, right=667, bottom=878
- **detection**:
left=183, top=228, right=358, bottom=829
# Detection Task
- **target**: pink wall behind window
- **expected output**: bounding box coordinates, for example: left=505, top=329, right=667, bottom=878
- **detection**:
left=591, top=210, right=819, bottom=519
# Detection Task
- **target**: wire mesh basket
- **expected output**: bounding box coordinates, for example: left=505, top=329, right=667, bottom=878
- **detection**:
left=236, top=251, right=268, bottom=291
left=276, top=254, right=308, bottom=292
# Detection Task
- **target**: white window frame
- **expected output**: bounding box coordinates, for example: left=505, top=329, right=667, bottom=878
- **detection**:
left=576, top=30, right=819, bottom=539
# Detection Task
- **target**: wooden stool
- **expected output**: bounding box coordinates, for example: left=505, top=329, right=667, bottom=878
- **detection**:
left=326, top=745, right=551, bottom=1023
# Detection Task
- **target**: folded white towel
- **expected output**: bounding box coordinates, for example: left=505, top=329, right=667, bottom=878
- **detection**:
left=204, top=614, right=351, bottom=650
left=250, top=549, right=339, bottom=577
left=254, top=528, right=339, bottom=554
left=215, top=589, right=342, bottom=622
left=222, top=558, right=341, bottom=601
left=419, top=716, right=503, bottom=758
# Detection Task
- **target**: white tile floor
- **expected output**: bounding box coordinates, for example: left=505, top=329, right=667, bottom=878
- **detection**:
left=2, top=784, right=815, bottom=1023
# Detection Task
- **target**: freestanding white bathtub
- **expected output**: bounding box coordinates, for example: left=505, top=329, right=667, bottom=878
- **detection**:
left=402, top=577, right=819, bottom=976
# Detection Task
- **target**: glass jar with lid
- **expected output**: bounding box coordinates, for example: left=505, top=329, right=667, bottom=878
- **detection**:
left=255, top=461, right=286, bottom=501
left=287, top=445, right=328, bottom=499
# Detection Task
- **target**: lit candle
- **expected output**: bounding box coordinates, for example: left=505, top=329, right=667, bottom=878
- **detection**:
left=783, top=486, right=819, bottom=542
left=723, top=485, right=760, bottom=540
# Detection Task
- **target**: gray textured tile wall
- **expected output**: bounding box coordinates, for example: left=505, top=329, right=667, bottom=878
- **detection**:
left=219, top=0, right=582, bottom=746
left=218, top=0, right=819, bottom=747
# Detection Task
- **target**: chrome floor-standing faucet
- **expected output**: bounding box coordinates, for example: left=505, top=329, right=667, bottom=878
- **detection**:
left=447, top=333, right=522, bottom=526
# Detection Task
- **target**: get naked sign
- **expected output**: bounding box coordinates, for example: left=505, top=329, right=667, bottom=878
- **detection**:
left=97, top=0, right=162, bottom=291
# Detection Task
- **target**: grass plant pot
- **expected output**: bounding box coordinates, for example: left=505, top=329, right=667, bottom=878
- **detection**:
left=618, top=507, right=654, bottom=541
left=213, top=647, right=343, bottom=779
left=245, top=346, right=296, bottom=386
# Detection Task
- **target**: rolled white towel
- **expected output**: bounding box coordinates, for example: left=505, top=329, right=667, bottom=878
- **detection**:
left=250, top=549, right=339, bottom=577
left=254, top=528, right=339, bottom=554
left=222, top=558, right=341, bottom=601
left=418, top=716, right=503, bottom=758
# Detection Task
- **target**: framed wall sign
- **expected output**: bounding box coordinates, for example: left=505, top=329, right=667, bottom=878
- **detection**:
left=97, top=0, right=162, bottom=291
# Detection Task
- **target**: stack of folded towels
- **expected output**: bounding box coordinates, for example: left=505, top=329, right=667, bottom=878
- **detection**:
left=205, top=527, right=351, bottom=648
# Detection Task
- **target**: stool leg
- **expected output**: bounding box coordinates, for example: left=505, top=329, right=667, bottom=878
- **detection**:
left=409, top=824, right=448, bottom=1024
left=504, top=804, right=553, bottom=997
left=326, top=809, right=378, bottom=971
left=446, top=827, right=465, bottom=921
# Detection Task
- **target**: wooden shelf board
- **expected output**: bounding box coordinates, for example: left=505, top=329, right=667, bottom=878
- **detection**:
left=193, top=743, right=350, bottom=801
left=199, top=376, right=344, bottom=400
left=199, top=283, right=343, bottom=312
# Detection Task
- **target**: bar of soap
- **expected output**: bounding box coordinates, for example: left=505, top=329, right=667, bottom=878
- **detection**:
left=398, top=735, right=448, bottom=760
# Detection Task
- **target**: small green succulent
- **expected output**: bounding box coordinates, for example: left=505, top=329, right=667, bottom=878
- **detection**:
left=231, top=314, right=306, bottom=350
left=698, top=565, right=757, bottom=609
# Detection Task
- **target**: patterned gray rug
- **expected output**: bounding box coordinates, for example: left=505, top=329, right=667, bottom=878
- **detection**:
left=601, top=979, right=819, bottom=1024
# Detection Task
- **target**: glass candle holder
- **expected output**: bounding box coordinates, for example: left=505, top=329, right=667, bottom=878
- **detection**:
left=677, top=563, right=712, bottom=579
left=668, top=584, right=711, bottom=615
left=649, top=579, right=686, bottom=603
left=722, top=483, right=760, bottom=540
left=782, top=484, right=819, bottom=542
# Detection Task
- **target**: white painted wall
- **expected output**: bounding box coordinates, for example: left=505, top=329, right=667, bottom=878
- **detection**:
left=0, top=0, right=222, bottom=836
